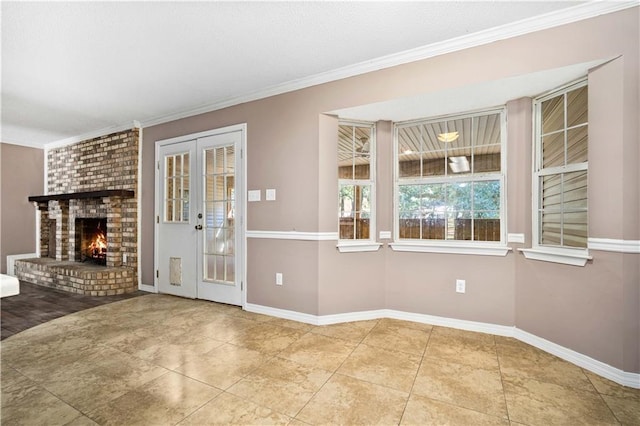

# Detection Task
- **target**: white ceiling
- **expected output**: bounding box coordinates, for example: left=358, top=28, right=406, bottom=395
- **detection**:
left=0, top=1, right=633, bottom=148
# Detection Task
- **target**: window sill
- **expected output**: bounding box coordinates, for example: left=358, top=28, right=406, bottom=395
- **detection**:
left=518, top=247, right=592, bottom=266
left=337, top=241, right=383, bottom=253
left=390, top=242, right=511, bottom=256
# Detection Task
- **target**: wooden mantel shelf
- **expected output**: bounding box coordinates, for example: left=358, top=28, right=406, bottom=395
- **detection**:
left=28, top=190, right=135, bottom=203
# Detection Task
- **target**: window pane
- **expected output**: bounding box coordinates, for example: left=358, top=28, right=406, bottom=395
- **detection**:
left=225, top=146, right=235, bottom=173
left=474, top=181, right=500, bottom=212
left=542, top=131, right=564, bottom=168
left=541, top=174, right=562, bottom=210
left=473, top=148, right=500, bottom=173
left=398, top=126, right=422, bottom=178
left=339, top=185, right=355, bottom=218
left=563, top=171, right=587, bottom=210
left=453, top=211, right=472, bottom=241
left=398, top=184, right=422, bottom=217
left=474, top=212, right=501, bottom=241
left=567, top=126, right=588, bottom=164
left=562, top=212, right=587, bottom=248
left=447, top=182, right=472, bottom=212
left=541, top=211, right=562, bottom=245
left=567, top=86, right=588, bottom=128
left=338, top=124, right=371, bottom=180
left=423, top=151, right=446, bottom=177
left=444, top=117, right=471, bottom=152
left=542, top=94, right=564, bottom=134
left=474, top=113, right=502, bottom=146
left=448, top=151, right=471, bottom=175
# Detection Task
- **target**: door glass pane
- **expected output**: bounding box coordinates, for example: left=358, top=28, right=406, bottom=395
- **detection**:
left=203, top=145, right=235, bottom=284
left=164, top=152, right=189, bottom=223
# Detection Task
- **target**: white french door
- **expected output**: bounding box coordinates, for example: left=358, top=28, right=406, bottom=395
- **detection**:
left=156, top=125, right=245, bottom=306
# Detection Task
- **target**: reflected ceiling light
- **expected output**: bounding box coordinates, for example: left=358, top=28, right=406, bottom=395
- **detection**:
left=449, top=156, right=470, bottom=173
left=437, top=131, right=459, bottom=143
left=403, top=149, right=413, bottom=154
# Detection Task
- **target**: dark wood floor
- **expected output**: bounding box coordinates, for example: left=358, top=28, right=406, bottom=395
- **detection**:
left=1, top=281, right=145, bottom=340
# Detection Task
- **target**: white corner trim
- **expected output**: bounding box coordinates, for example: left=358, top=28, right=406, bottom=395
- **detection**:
left=246, top=230, right=338, bottom=241
left=134, top=2, right=637, bottom=132
left=336, top=241, right=382, bottom=253
left=6, top=253, right=38, bottom=276
left=588, top=238, right=640, bottom=254
left=507, top=233, right=526, bottom=244
left=519, top=248, right=592, bottom=266
left=390, top=242, right=511, bottom=257
left=514, top=329, right=640, bottom=389
left=244, top=302, right=640, bottom=389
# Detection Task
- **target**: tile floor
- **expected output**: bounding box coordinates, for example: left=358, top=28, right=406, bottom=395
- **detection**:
left=1, top=294, right=638, bottom=425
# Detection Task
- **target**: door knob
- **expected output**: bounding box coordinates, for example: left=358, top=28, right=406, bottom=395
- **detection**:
left=195, top=224, right=203, bottom=230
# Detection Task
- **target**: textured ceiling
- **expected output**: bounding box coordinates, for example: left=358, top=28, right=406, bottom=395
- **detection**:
left=0, top=1, right=626, bottom=147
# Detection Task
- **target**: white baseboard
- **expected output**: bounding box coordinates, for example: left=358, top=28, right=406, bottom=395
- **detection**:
left=244, top=302, right=640, bottom=389
left=139, top=283, right=157, bottom=293
left=514, top=329, right=640, bottom=389
left=6, top=253, right=38, bottom=276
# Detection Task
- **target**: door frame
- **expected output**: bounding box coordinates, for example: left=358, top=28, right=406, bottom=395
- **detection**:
left=154, top=123, right=247, bottom=308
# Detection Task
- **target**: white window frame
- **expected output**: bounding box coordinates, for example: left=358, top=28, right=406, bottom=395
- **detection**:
left=521, top=79, right=591, bottom=266
left=390, top=108, right=510, bottom=256
left=337, top=120, right=381, bottom=253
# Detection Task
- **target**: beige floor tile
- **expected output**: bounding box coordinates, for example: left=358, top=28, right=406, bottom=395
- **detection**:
left=228, top=323, right=307, bottom=354
left=181, top=392, right=291, bottom=425
left=502, top=374, right=619, bottom=425
left=40, top=353, right=169, bottom=413
left=379, top=318, right=434, bottom=332
left=310, top=319, right=379, bottom=343
left=413, top=356, right=508, bottom=418
left=277, top=332, right=357, bottom=372
left=426, top=330, right=499, bottom=370
left=124, top=333, right=225, bottom=370
left=601, top=394, right=640, bottom=425
left=264, top=317, right=315, bottom=332
left=1, top=370, right=82, bottom=426
left=497, top=342, right=596, bottom=393
left=65, top=416, right=100, bottom=426
left=431, top=325, right=496, bottom=344
left=227, top=357, right=332, bottom=417
left=361, top=319, right=430, bottom=356
left=585, top=370, right=640, bottom=401
left=185, top=314, right=259, bottom=342
left=337, top=343, right=421, bottom=392
left=296, top=373, right=408, bottom=425
left=401, top=394, right=509, bottom=425
left=226, top=308, right=276, bottom=323
left=175, top=343, right=271, bottom=389
left=87, top=371, right=220, bottom=425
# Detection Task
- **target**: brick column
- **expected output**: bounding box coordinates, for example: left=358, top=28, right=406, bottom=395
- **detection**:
left=106, top=197, right=122, bottom=267
left=35, top=202, right=50, bottom=258
left=56, top=200, right=70, bottom=261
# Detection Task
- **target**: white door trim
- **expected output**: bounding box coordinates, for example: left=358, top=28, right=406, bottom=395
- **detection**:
left=154, top=123, right=247, bottom=308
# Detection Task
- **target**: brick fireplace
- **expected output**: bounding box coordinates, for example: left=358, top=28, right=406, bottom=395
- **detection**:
left=15, top=128, right=139, bottom=295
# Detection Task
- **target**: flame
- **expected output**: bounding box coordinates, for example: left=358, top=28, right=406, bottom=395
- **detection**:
left=89, top=224, right=107, bottom=255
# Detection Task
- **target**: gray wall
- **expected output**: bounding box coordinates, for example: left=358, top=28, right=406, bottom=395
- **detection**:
left=0, top=143, right=44, bottom=273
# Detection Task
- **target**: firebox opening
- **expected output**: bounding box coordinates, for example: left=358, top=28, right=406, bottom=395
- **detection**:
left=75, top=218, right=107, bottom=265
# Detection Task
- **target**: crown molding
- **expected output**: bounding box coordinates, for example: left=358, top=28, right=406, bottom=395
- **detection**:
left=138, top=1, right=638, bottom=129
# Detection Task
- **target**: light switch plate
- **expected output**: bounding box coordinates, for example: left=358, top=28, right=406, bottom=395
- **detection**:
left=266, top=189, right=276, bottom=201
left=248, top=190, right=261, bottom=202
left=379, top=231, right=392, bottom=239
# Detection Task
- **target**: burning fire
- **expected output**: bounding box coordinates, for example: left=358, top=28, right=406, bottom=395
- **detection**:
left=89, top=224, right=107, bottom=258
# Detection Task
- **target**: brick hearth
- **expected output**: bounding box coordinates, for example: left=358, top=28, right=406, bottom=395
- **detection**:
left=15, top=258, right=135, bottom=296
